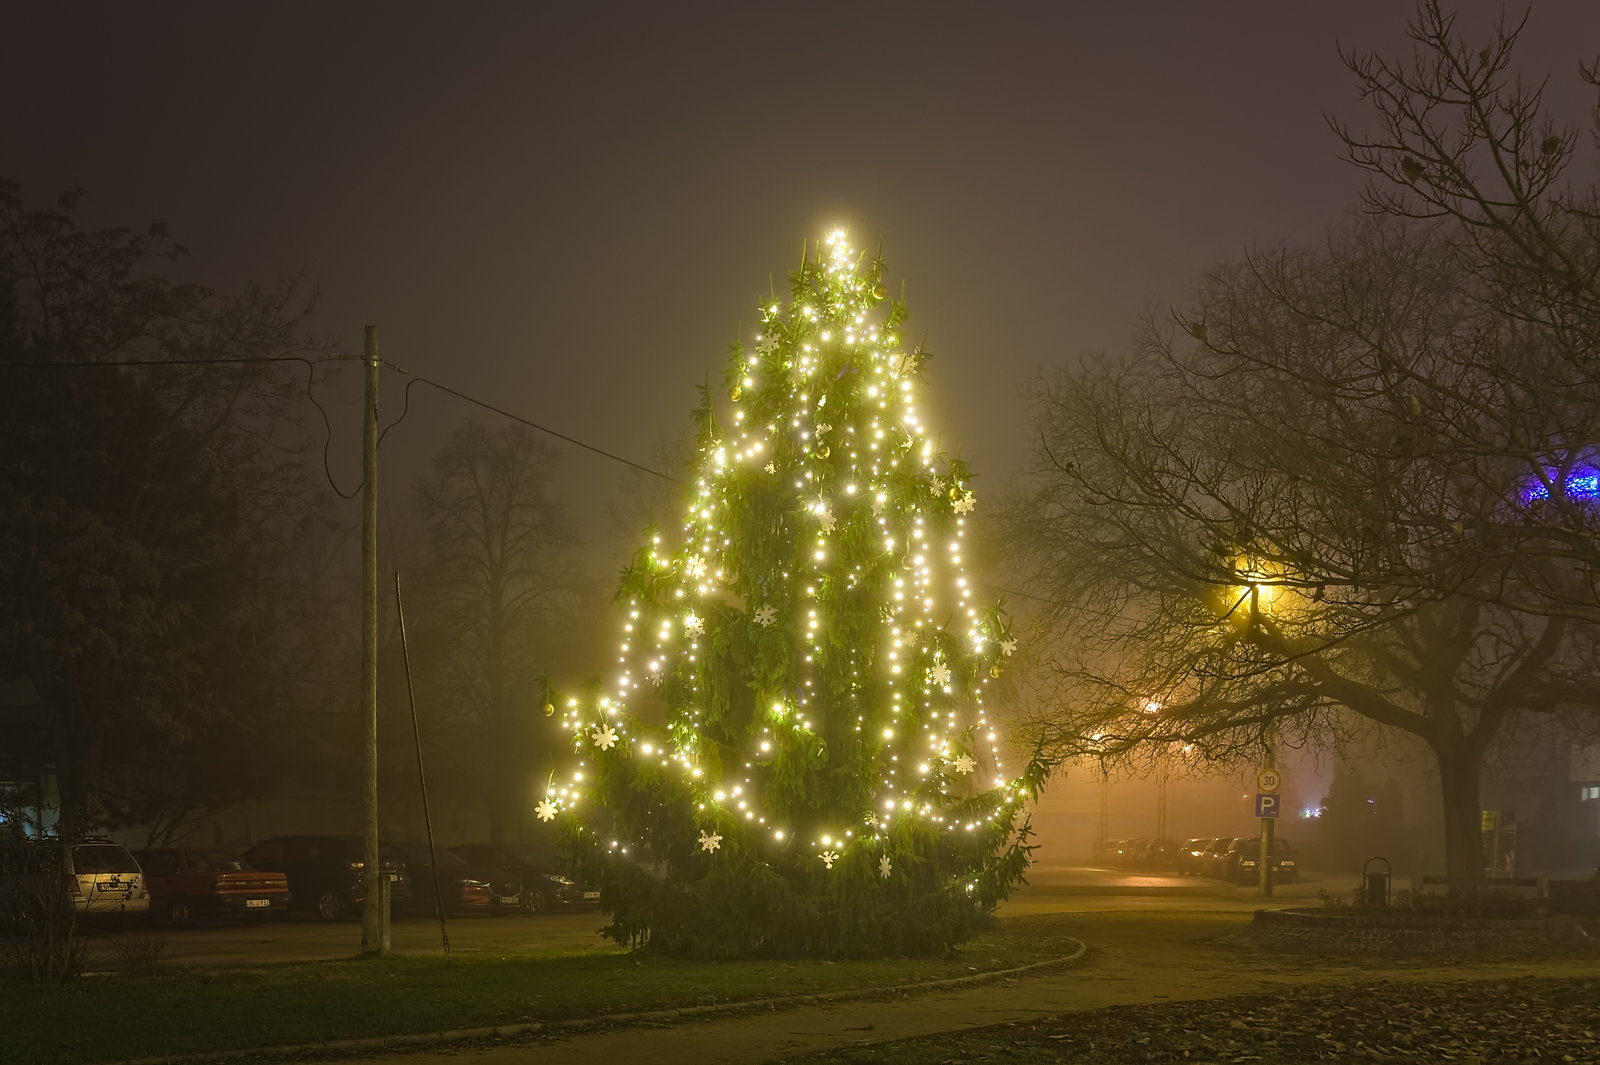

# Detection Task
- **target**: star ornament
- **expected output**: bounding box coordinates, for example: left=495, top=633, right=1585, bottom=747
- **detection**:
left=535, top=799, right=558, bottom=822
left=698, top=831, right=723, bottom=853
left=753, top=604, right=777, bottom=628
left=592, top=725, right=618, bottom=751
left=950, top=754, right=977, bottom=775
left=820, top=850, right=840, bottom=869
left=879, top=855, right=893, bottom=879
left=953, top=490, right=976, bottom=515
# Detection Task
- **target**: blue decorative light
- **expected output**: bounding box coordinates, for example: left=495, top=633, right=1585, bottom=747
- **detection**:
left=1522, top=466, right=1600, bottom=504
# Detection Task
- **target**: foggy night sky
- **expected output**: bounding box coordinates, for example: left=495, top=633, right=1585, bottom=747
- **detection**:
left=6, top=2, right=1599, bottom=653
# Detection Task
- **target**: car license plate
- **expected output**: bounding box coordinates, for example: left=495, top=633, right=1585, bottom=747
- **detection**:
left=245, top=899, right=270, bottom=908
left=582, top=891, right=600, bottom=900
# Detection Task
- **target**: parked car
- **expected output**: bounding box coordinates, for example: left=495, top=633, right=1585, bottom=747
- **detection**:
left=0, top=837, right=149, bottom=922
left=134, top=846, right=291, bottom=926
left=448, top=842, right=599, bottom=913
left=242, top=835, right=411, bottom=921
left=1118, top=838, right=1150, bottom=867
left=1224, top=837, right=1298, bottom=884
left=387, top=841, right=507, bottom=917
left=1177, top=838, right=1213, bottom=876
left=1200, top=837, right=1237, bottom=879
left=1094, top=839, right=1126, bottom=866
left=1139, top=839, right=1180, bottom=871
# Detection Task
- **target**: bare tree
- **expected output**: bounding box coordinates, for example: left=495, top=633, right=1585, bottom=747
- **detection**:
left=1330, top=0, right=1600, bottom=621
left=1004, top=215, right=1600, bottom=883
left=0, top=182, right=324, bottom=838
left=415, top=421, right=577, bottom=843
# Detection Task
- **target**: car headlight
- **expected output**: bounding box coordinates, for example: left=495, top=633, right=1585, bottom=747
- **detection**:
left=1280, top=860, right=1296, bottom=867
left=463, top=879, right=490, bottom=888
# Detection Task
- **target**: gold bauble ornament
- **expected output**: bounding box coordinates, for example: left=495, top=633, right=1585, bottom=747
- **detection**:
left=949, top=486, right=962, bottom=501
left=730, top=386, right=742, bottom=401
left=543, top=701, right=555, bottom=717
left=817, top=445, right=830, bottom=459
left=872, top=284, right=887, bottom=301
left=990, top=666, right=1003, bottom=678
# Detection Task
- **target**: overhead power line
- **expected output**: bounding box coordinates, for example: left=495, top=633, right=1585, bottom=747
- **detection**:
left=380, top=361, right=680, bottom=484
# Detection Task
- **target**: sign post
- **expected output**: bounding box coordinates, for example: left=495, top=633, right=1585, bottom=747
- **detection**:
left=1255, top=767, right=1282, bottom=897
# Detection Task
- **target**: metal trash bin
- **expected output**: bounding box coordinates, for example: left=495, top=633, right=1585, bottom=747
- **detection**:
left=1363, top=856, right=1391, bottom=907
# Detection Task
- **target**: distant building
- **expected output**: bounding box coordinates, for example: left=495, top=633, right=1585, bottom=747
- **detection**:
left=0, top=677, right=56, bottom=837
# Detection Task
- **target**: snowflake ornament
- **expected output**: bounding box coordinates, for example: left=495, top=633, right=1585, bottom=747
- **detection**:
left=764, top=461, right=776, bottom=474
left=895, top=352, right=916, bottom=375
left=820, top=850, right=840, bottom=869
left=1000, top=638, right=1018, bottom=657
left=930, top=663, right=952, bottom=687
left=817, top=507, right=836, bottom=534
left=879, top=606, right=896, bottom=624
left=683, top=613, right=704, bottom=637
left=879, top=855, right=893, bottom=879
left=535, top=799, right=558, bottom=822
left=684, top=556, right=707, bottom=580
left=698, top=831, right=723, bottom=853
left=931, top=476, right=945, bottom=494
left=953, top=491, right=976, bottom=515
left=815, top=422, right=831, bottom=437
left=592, top=725, right=618, bottom=751
left=756, top=333, right=778, bottom=355
left=753, top=604, right=777, bottom=628
left=950, top=754, right=977, bottom=775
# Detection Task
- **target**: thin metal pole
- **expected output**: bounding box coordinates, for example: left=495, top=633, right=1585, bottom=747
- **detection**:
left=1259, top=736, right=1276, bottom=898
left=394, top=572, right=449, bottom=956
left=360, top=326, right=387, bottom=956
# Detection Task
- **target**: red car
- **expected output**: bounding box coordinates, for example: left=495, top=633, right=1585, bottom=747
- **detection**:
left=135, top=847, right=292, bottom=926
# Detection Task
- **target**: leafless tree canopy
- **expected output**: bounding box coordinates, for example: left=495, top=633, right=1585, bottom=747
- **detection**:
left=1003, top=3, right=1600, bottom=880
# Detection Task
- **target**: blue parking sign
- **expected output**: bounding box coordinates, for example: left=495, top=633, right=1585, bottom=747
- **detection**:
left=1254, top=793, right=1280, bottom=818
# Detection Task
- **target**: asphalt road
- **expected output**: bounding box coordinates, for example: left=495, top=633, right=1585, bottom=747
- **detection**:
left=111, top=863, right=1340, bottom=969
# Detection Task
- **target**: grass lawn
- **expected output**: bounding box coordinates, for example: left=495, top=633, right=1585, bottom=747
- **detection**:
left=0, top=913, right=1084, bottom=1065
left=768, top=977, right=1600, bottom=1064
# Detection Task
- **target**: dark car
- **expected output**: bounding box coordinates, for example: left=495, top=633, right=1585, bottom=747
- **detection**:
left=134, top=846, right=291, bottom=926
left=448, top=842, right=599, bottom=914
left=1177, top=838, right=1213, bottom=876
left=242, top=835, right=411, bottom=921
left=388, top=841, right=509, bottom=917
left=1225, top=837, right=1298, bottom=884
left=1200, top=837, right=1237, bottom=879
left=1138, top=838, right=1180, bottom=871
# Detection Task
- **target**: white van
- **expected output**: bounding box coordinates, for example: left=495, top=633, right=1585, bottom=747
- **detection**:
left=0, top=838, right=150, bottom=919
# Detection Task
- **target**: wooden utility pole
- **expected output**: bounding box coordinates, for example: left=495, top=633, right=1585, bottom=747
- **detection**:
left=360, top=325, right=388, bottom=956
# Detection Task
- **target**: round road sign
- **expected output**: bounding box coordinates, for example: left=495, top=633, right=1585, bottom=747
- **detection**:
left=1256, top=767, right=1282, bottom=793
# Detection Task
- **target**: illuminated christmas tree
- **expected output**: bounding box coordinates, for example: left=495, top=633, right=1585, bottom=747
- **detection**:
left=540, top=231, right=1042, bottom=958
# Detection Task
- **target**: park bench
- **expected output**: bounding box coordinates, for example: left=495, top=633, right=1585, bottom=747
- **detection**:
left=1546, top=879, right=1600, bottom=916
